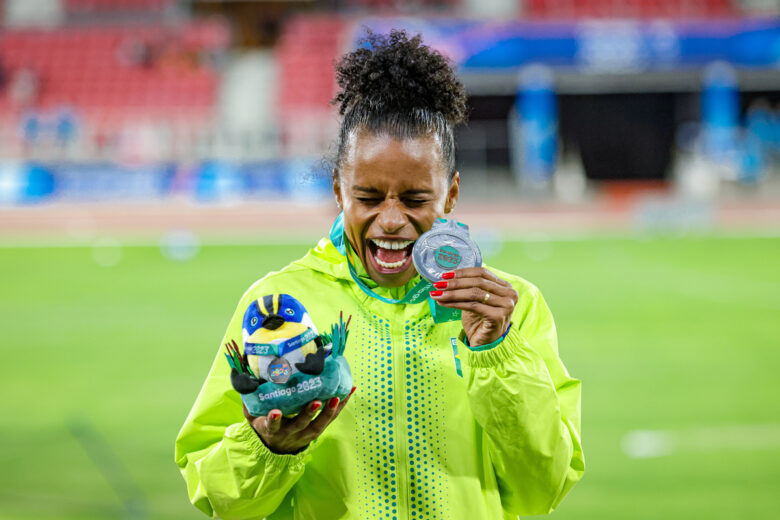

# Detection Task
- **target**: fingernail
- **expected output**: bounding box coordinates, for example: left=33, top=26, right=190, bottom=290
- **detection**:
left=429, top=290, right=443, bottom=297
left=269, top=411, right=282, bottom=421
left=328, top=397, right=340, bottom=410
left=310, top=401, right=322, bottom=412
left=433, top=281, right=448, bottom=289
left=349, top=386, right=357, bottom=396
left=442, top=272, right=455, bottom=279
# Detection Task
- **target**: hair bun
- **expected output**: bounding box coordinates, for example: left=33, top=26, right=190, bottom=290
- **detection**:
left=334, top=29, right=467, bottom=126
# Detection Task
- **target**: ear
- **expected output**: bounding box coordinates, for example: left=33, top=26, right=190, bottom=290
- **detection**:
left=332, top=170, right=343, bottom=209
left=444, top=171, right=460, bottom=214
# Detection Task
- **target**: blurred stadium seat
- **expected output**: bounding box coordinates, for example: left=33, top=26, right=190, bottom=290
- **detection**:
left=276, top=16, right=346, bottom=155
left=0, top=19, right=229, bottom=159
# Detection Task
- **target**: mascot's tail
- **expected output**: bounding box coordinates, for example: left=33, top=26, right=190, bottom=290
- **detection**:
left=321, top=311, right=351, bottom=357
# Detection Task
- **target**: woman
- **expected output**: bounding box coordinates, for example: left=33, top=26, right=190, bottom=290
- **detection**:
left=175, top=30, right=584, bottom=519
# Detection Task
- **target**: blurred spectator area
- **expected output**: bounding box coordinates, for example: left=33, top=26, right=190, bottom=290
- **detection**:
left=0, top=18, right=229, bottom=160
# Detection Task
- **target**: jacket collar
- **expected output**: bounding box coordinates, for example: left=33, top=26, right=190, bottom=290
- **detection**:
left=295, top=237, right=424, bottom=303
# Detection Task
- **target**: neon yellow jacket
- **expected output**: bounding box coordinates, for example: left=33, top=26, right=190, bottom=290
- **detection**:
left=175, top=237, right=584, bottom=519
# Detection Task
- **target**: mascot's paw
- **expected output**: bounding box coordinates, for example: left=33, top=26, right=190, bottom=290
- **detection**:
left=231, top=368, right=261, bottom=394
left=295, top=346, right=327, bottom=375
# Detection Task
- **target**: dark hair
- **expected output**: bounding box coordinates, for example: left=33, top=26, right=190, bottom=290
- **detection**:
left=332, top=29, right=468, bottom=179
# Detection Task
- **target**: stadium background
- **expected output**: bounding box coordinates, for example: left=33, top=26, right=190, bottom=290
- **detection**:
left=1, top=0, right=778, bottom=518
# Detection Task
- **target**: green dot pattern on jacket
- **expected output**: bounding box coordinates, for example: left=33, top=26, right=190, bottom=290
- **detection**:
left=352, top=313, right=448, bottom=519
left=406, top=318, right=447, bottom=517
left=354, top=313, right=399, bottom=517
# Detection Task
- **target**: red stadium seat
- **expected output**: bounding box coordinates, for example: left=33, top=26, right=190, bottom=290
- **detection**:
left=0, top=20, right=229, bottom=139
left=275, top=16, right=348, bottom=153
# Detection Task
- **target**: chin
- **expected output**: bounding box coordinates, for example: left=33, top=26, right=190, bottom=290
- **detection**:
left=370, top=267, right=416, bottom=288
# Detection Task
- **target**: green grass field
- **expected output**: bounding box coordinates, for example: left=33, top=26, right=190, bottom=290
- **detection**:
left=1, top=235, right=779, bottom=519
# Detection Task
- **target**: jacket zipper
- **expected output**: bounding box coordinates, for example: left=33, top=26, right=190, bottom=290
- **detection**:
left=392, top=316, right=410, bottom=520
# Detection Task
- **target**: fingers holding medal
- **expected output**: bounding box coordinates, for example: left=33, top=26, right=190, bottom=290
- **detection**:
left=431, top=267, right=518, bottom=311
left=429, top=267, right=517, bottom=346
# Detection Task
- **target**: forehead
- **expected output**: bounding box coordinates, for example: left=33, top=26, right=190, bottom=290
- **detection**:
left=342, top=130, right=446, bottom=190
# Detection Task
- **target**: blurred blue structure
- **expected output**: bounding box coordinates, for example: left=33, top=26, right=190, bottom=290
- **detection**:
left=513, top=65, right=557, bottom=184
left=0, top=163, right=55, bottom=204
left=195, top=159, right=331, bottom=202
left=701, top=62, right=740, bottom=172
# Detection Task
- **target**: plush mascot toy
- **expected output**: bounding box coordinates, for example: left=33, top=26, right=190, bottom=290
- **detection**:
left=224, top=294, right=353, bottom=417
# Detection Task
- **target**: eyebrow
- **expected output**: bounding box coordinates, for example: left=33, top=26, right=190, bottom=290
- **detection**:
left=352, top=186, right=381, bottom=194
left=352, top=186, right=434, bottom=196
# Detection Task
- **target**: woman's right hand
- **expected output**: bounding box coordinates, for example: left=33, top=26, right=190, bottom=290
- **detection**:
left=243, top=386, right=356, bottom=455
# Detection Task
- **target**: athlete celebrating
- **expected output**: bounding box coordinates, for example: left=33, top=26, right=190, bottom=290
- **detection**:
left=175, top=29, right=584, bottom=519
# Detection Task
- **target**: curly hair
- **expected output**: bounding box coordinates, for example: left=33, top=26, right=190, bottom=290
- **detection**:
left=332, top=29, right=468, bottom=179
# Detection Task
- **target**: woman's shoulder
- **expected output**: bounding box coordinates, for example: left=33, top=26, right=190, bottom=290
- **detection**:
left=242, top=264, right=308, bottom=296
left=484, top=265, right=555, bottom=332
left=236, top=242, right=347, bottom=306
left=484, top=264, right=542, bottom=300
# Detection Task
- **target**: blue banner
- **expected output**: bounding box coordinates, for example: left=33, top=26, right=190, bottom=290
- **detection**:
left=0, top=159, right=332, bottom=205
left=354, top=18, right=780, bottom=71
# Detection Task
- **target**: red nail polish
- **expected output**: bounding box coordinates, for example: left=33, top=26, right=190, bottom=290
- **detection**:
left=269, top=411, right=281, bottom=421
left=429, top=290, right=443, bottom=297
left=442, top=272, right=455, bottom=279
left=328, top=397, right=340, bottom=410
left=311, top=402, right=322, bottom=412
left=433, top=281, right=448, bottom=289
left=349, top=386, right=357, bottom=396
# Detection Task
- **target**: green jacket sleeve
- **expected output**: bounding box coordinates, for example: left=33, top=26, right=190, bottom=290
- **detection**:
left=174, top=293, right=314, bottom=519
left=465, top=284, right=585, bottom=516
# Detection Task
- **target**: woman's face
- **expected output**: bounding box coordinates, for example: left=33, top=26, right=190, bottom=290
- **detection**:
left=333, top=129, right=460, bottom=288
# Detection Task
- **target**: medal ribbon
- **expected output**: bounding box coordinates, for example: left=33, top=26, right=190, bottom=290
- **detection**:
left=329, top=212, right=461, bottom=322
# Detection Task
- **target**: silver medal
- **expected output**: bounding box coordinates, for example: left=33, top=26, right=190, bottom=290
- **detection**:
left=412, top=218, right=482, bottom=283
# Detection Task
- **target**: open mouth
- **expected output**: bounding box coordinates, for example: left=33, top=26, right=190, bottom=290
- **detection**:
left=366, top=238, right=416, bottom=274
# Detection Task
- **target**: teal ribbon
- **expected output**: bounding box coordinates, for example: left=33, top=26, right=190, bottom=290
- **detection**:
left=244, top=328, right=320, bottom=357
left=329, top=213, right=461, bottom=323
left=450, top=337, right=463, bottom=378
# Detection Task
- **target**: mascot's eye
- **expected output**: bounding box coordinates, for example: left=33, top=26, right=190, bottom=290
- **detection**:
left=250, top=316, right=258, bottom=326
left=284, top=308, right=295, bottom=316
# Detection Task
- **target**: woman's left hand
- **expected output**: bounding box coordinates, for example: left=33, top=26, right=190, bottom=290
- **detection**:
left=430, top=267, right=518, bottom=347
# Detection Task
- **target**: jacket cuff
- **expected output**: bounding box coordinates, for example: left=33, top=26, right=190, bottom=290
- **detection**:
left=229, top=420, right=312, bottom=472
left=465, top=325, right=526, bottom=369
left=461, top=323, right=512, bottom=352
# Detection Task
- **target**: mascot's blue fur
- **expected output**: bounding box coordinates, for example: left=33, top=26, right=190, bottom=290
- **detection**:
left=225, top=294, right=352, bottom=417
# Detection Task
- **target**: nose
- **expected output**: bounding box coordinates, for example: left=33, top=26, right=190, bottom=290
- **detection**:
left=262, top=314, right=285, bottom=330
left=376, top=199, right=407, bottom=234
